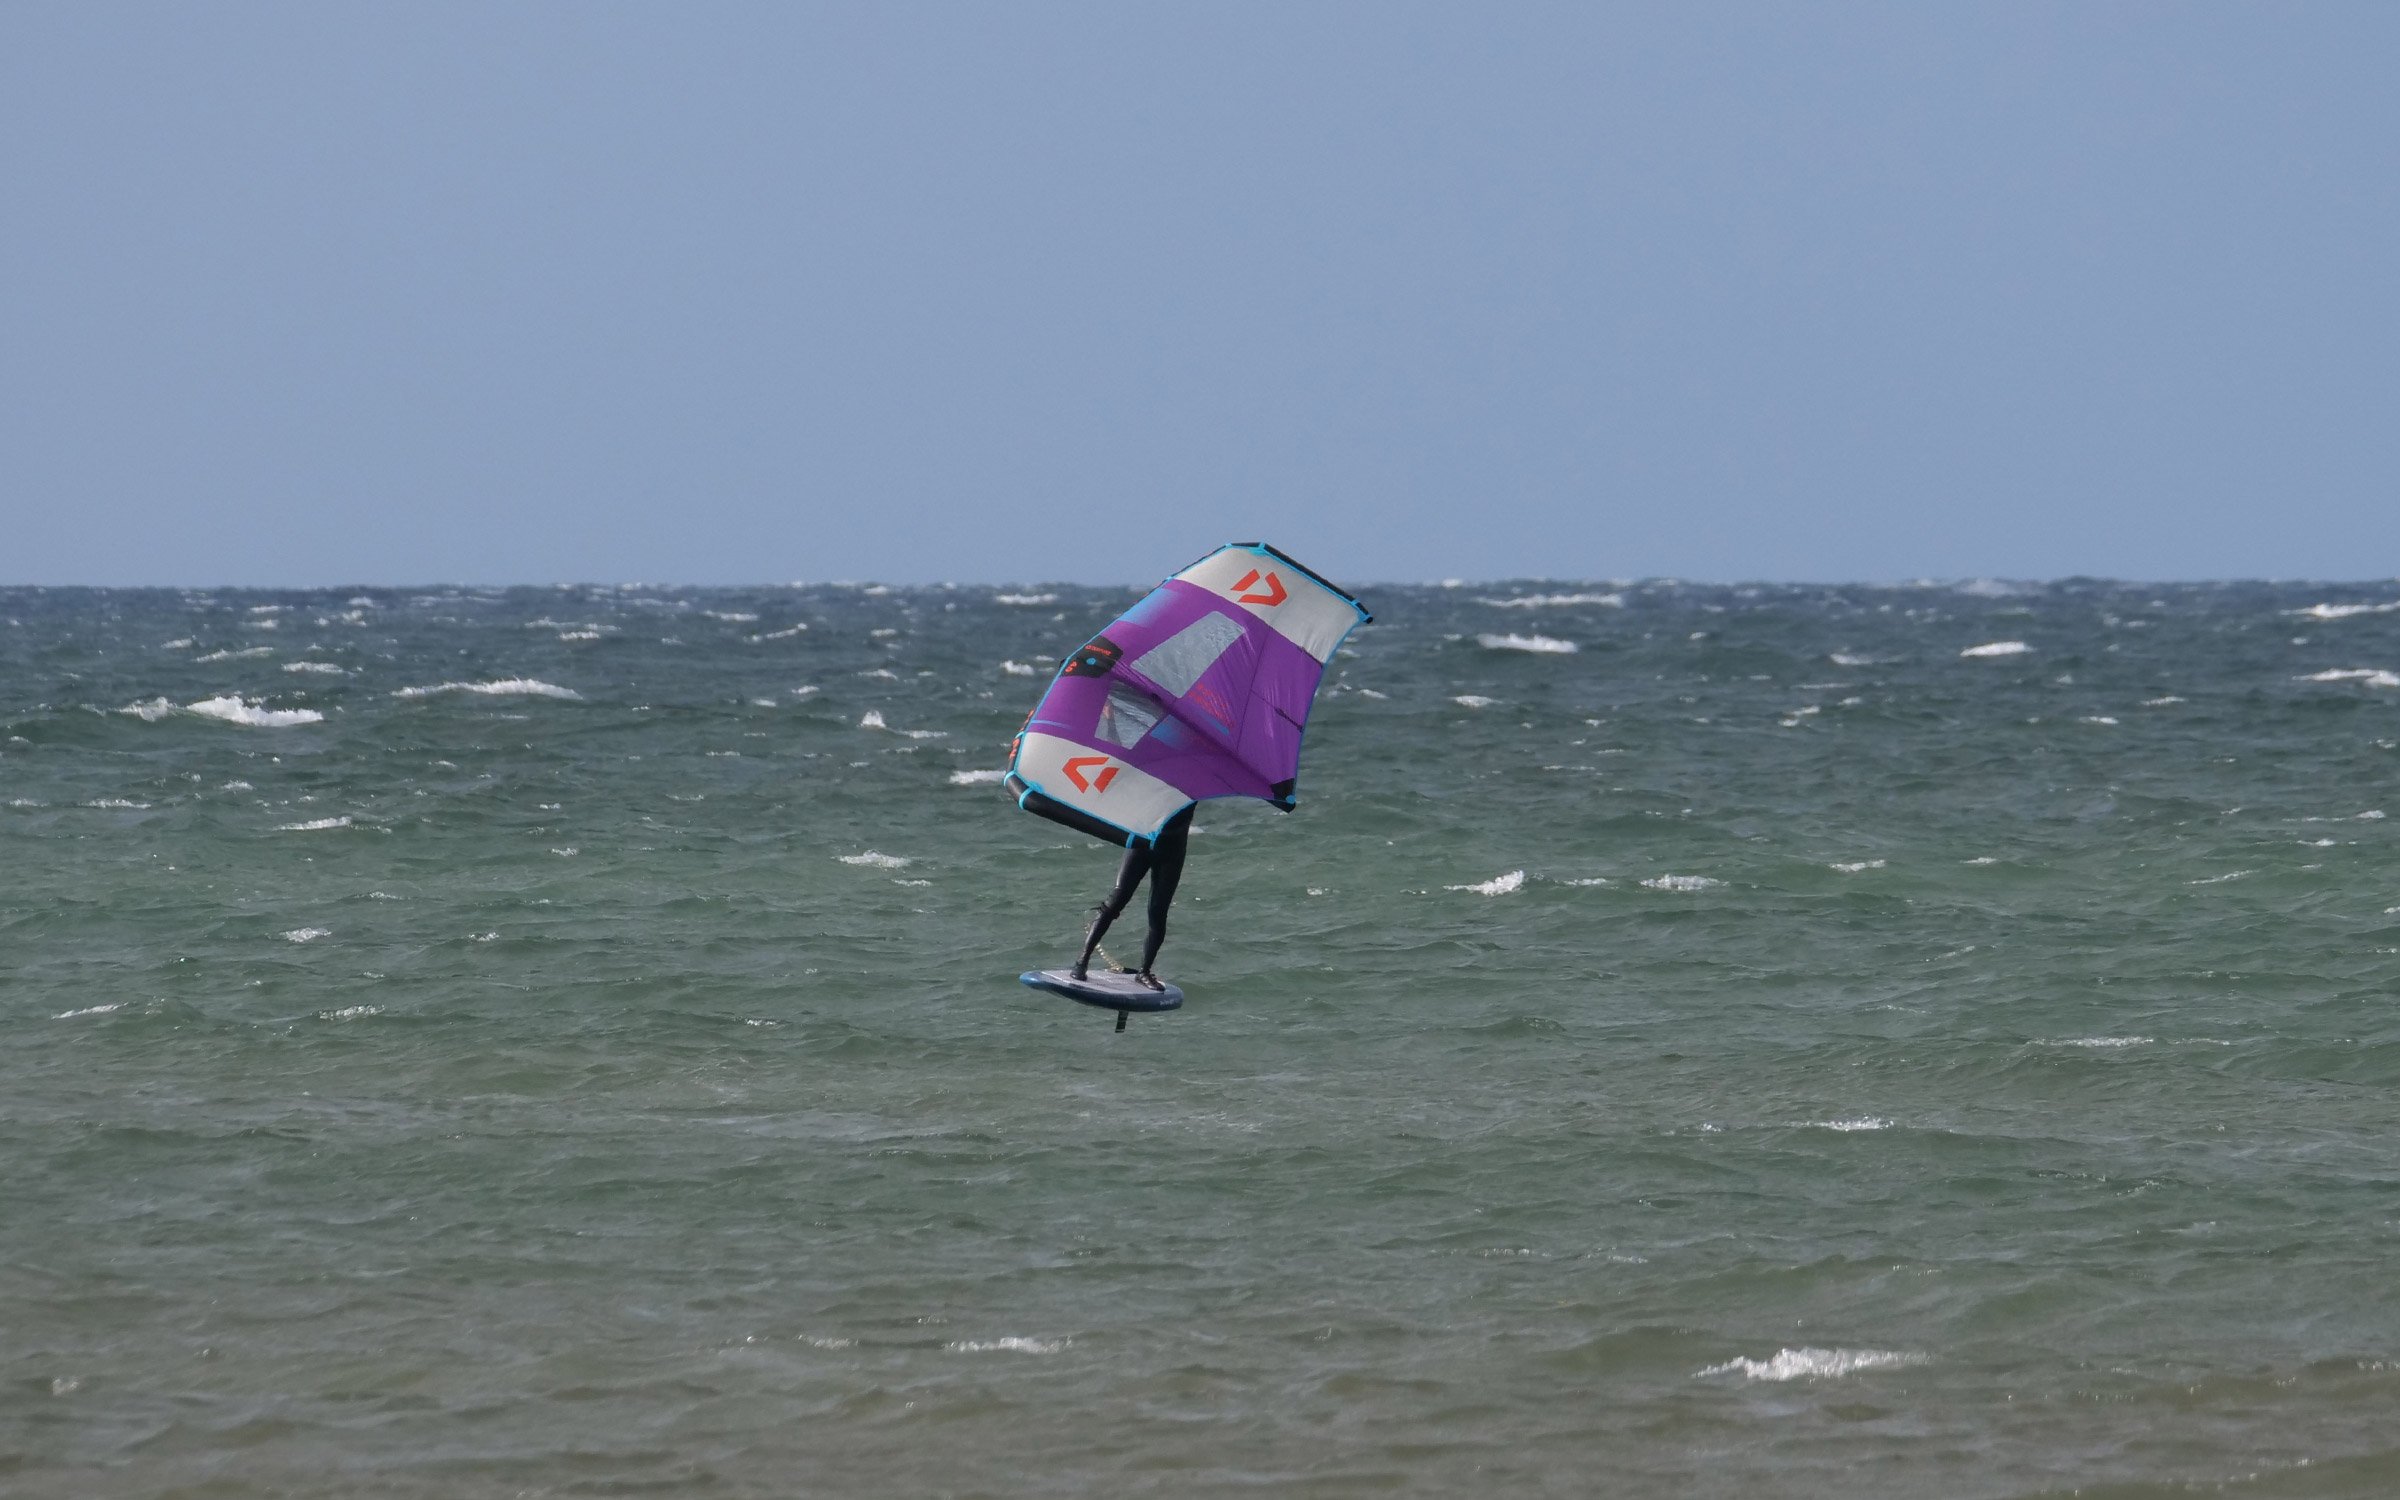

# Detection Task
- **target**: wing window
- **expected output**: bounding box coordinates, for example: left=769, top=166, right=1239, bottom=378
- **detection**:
left=1095, top=684, right=1165, bottom=748
left=1129, top=611, right=1245, bottom=698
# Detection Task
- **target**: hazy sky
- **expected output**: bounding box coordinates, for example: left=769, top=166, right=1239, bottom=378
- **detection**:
left=5, top=2, right=2395, bottom=586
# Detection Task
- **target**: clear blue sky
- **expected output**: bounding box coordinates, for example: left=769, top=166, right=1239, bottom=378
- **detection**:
left=5, top=2, right=2395, bottom=586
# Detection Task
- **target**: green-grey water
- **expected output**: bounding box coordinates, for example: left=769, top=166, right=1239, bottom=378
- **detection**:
left=6, top=579, right=2399, bottom=1498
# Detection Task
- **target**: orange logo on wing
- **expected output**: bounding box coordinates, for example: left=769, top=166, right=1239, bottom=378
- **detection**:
left=1232, top=568, right=1287, bottom=607
left=1063, top=755, right=1119, bottom=793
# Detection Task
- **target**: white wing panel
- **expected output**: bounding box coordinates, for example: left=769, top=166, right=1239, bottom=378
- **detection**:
left=1173, top=547, right=1360, bottom=663
left=1014, top=731, right=1192, bottom=839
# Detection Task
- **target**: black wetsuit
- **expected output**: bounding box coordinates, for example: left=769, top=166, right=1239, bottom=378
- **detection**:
left=1074, top=803, right=1195, bottom=983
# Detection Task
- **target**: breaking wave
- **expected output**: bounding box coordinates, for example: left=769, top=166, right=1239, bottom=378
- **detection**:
left=2292, top=601, right=2400, bottom=620
left=188, top=696, right=324, bottom=727
left=1478, top=632, right=1578, bottom=654
left=393, top=679, right=581, bottom=700
left=1699, top=1348, right=1924, bottom=1381
left=1478, top=592, right=1624, bottom=609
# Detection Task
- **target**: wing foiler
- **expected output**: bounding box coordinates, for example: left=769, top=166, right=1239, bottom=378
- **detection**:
left=1005, top=543, right=1372, bottom=845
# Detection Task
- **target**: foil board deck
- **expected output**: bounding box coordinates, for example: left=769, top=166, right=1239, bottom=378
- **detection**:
left=1020, top=968, right=1184, bottom=1015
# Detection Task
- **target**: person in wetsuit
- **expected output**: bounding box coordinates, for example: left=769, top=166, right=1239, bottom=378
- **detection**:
left=1070, top=803, right=1195, bottom=990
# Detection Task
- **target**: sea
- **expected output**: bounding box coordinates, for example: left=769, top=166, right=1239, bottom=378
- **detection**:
left=5, top=577, right=2399, bottom=1499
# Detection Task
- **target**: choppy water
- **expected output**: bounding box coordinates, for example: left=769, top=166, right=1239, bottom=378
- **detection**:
left=6, top=578, right=2400, bottom=1498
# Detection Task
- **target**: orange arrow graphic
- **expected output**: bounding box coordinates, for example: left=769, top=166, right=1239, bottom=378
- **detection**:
left=1063, top=755, right=1118, bottom=793
left=1233, top=568, right=1287, bottom=607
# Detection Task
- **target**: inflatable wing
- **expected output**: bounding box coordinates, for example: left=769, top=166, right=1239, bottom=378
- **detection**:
left=1005, top=543, right=1371, bottom=845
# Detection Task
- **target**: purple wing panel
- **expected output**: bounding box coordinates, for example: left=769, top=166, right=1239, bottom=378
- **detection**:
left=1005, top=544, right=1371, bottom=844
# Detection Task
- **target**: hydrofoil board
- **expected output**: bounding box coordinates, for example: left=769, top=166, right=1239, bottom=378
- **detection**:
left=1021, top=968, right=1184, bottom=1015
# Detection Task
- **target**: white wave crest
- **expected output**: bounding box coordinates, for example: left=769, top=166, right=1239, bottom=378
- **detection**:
left=859, top=709, right=945, bottom=739
left=1000, top=661, right=1040, bottom=676
left=1478, top=592, right=1625, bottom=609
left=994, top=593, right=1057, bottom=606
left=281, top=661, right=345, bottom=675
left=122, top=694, right=323, bottom=726
left=277, top=816, right=352, bottom=831
left=949, top=769, right=1008, bottom=785
left=839, top=851, right=911, bottom=868
left=1810, top=1117, right=1892, bottom=1132
left=393, top=679, right=581, bottom=700
left=318, top=1005, right=381, bottom=1020
left=2293, top=601, right=2400, bottom=619
left=2301, top=669, right=2400, bottom=688
left=1960, top=641, right=2031, bottom=658
left=1478, top=632, right=1578, bottom=654
left=55, top=1003, right=127, bottom=1019
left=196, top=646, right=274, bottom=662
left=2043, top=1036, right=2152, bottom=1048
left=1642, top=875, right=1721, bottom=892
left=1829, top=860, right=1886, bottom=873
left=1453, top=695, right=1498, bottom=708
left=1700, top=1347, right=1925, bottom=1381
left=187, top=696, right=324, bottom=727
left=1446, top=870, right=1526, bottom=896
left=280, top=927, right=331, bottom=943
left=946, top=1336, right=1067, bottom=1354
